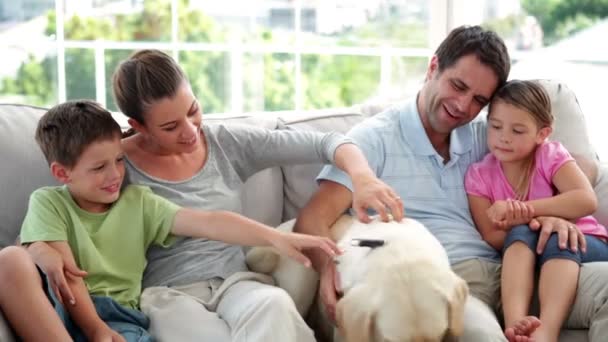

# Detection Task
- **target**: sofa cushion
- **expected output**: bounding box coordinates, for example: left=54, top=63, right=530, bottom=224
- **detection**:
left=537, top=79, right=598, bottom=161
left=278, top=109, right=365, bottom=221
left=0, top=104, right=57, bottom=247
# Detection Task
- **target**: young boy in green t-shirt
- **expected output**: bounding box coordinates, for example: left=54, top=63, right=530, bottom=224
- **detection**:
left=20, top=100, right=339, bottom=341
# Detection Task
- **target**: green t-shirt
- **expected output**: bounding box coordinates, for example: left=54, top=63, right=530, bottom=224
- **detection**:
left=20, top=185, right=180, bottom=309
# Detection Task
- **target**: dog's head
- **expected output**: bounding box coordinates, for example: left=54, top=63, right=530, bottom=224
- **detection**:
left=335, top=238, right=468, bottom=342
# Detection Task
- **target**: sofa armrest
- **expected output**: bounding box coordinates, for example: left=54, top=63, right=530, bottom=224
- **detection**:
left=0, top=311, right=16, bottom=342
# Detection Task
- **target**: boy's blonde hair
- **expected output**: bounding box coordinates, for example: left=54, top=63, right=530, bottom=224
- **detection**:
left=488, top=80, right=554, bottom=200
left=35, top=100, right=122, bottom=168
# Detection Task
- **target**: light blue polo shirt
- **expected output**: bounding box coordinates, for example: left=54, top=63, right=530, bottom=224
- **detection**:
left=318, top=97, right=500, bottom=265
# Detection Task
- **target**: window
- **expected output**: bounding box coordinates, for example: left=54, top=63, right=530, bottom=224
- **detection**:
left=0, top=0, right=437, bottom=114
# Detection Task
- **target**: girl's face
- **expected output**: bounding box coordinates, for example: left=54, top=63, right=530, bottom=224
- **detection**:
left=487, top=100, right=551, bottom=164
left=134, top=81, right=203, bottom=154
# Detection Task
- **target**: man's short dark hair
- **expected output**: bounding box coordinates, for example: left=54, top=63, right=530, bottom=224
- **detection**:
left=435, top=25, right=510, bottom=88
left=35, top=100, right=122, bottom=167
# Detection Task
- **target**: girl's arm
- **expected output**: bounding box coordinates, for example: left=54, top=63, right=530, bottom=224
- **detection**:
left=468, top=195, right=507, bottom=251
left=171, top=208, right=340, bottom=267
left=525, top=161, right=598, bottom=219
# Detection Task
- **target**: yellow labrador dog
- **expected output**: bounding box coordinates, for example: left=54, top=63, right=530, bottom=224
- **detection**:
left=246, top=215, right=468, bottom=342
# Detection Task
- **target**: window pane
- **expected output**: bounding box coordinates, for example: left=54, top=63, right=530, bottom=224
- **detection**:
left=244, top=53, right=295, bottom=112
left=302, top=55, right=380, bottom=110
left=300, top=1, right=430, bottom=48
left=479, top=4, right=608, bottom=161
left=65, top=48, right=95, bottom=101
left=180, top=1, right=295, bottom=43
left=104, top=49, right=138, bottom=112
left=180, top=51, right=231, bottom=114
left=389, top=56, right=427, bottom=100
left=0, top=2, right=57, bottom=106
left=63, top=0, right=171, bottom=41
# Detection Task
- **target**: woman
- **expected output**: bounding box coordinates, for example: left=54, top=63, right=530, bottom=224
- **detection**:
left=105, top=49, right=402, bottom=341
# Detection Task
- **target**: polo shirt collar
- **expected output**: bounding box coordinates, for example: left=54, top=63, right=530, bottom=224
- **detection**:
left=399, top=95, right=473, bottom=157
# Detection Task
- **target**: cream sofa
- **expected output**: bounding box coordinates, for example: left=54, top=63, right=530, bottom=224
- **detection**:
left=0, top=80, right=606, bottom=341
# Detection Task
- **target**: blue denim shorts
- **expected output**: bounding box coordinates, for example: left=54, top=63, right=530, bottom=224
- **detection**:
left=503, top=225, right=581, bottom=266
left=40, top=271, right=153, bottom=342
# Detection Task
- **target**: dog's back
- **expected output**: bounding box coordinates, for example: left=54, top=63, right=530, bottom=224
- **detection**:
left=336, top=218, right=468, bottom=342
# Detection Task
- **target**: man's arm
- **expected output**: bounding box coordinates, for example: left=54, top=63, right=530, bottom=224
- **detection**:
left=294, top=180, right=353, bottom=321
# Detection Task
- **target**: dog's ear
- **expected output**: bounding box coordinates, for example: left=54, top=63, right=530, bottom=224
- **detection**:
left=447, top=275, right=469, bottom=337
left=336, top=285, right=377, bottom=342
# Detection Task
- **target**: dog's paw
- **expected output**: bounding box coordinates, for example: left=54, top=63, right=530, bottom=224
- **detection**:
left=245, top=246, right=280, bottom=274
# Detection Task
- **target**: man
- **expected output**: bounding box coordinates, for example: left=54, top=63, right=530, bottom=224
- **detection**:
left=295, top=25, right=608, bottom=342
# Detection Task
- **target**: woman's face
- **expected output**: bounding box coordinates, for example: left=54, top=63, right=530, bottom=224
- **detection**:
left=140, top=82, right=203, bottom=154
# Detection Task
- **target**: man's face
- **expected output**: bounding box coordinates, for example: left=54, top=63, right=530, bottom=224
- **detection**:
left=421, top=54, right=499, bottom=136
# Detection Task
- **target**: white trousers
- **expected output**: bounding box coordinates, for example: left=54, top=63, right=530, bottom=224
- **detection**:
left=140, top=272, right=315, bottom=342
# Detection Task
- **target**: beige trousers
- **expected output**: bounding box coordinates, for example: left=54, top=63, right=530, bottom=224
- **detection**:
left=140, top=271, right=315, bottom=342
left=453, top=259, right=608, bottom=342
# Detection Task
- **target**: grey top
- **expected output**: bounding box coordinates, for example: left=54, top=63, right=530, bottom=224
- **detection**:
left=125, top=123, right=352, bottom=288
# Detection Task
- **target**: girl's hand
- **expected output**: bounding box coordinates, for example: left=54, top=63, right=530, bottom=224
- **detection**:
left=270, top=232, right=342, bottom=268
left=487, top=199, right=535, bottom=229
left=351, top=173, right=404, bottom=223
left=27, top=241, right=88, bottom=306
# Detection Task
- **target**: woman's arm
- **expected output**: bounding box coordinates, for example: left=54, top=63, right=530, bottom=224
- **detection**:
left=468, top=195, right=508, bottom=251
left=525, top=161, right=598, bottom=219
left=332, top=143, right=403, bottom=222
left=45, top=242, right=121, bottom=341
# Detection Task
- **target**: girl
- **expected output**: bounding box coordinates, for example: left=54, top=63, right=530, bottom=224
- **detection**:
left=465, top=80, right=608, bottom=342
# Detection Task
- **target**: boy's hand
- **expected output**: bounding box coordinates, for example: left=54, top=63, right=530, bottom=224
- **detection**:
left=487, top=199, right=534, bottom=229
left=27, top=241, right=88, bottom=306
left=271, top=232, right=341, bottom=268
left=89, top=324, right=126, bottom=342
left=351, top=173, right=404, bottom=223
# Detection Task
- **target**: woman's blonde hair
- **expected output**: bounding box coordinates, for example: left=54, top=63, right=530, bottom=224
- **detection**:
left=488, top=80, right=554, bottom=200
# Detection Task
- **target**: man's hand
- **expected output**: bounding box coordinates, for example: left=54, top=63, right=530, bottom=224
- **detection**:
left=27, top=241, right=87, bottom=306
left=529, top=216, right=586, bottom=254
left=351, top=173, right=403, bottom=223
left=487, top=199, right=534, bottom=229
left=270, top=232, right=341, bottom=268
left=318, top=259, right=342, bottom=323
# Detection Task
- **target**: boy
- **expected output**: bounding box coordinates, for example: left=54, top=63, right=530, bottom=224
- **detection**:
left=20, top=100, right=339, bottom=341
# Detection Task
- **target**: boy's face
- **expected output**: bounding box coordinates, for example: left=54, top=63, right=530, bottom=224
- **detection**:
left=53, top=137, right=125, bottom=213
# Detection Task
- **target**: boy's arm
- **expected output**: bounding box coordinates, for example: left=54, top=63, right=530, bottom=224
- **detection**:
left=525, top=161, right=598, bottom=219
left=46, top=241, right=116, bottom=341
left=468, top=195, right=507, bottom=251
left=171, top=209, right=340, bottom=266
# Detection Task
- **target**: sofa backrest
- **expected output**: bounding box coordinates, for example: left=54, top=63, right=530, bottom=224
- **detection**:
left=0, top=104, right=58, bottom=247
left=0, top=106, right=284, bottom=247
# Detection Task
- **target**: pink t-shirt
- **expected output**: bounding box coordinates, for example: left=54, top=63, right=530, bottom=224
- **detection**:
left=465, top=141, right=607, bottom=238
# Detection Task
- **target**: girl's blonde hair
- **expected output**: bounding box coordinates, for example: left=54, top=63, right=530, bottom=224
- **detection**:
left=488, top=80, right=554, bottom=200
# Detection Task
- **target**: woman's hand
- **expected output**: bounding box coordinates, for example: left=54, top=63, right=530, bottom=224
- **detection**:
left=351, top=173, right=404, bottom=223
left=89, top=324, right=126, bottom=342
left=487, top=199, right=535, bottom=229
left=27, top=241, right=87, bottom=306
left=269, top=232, right=341, bottom=268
